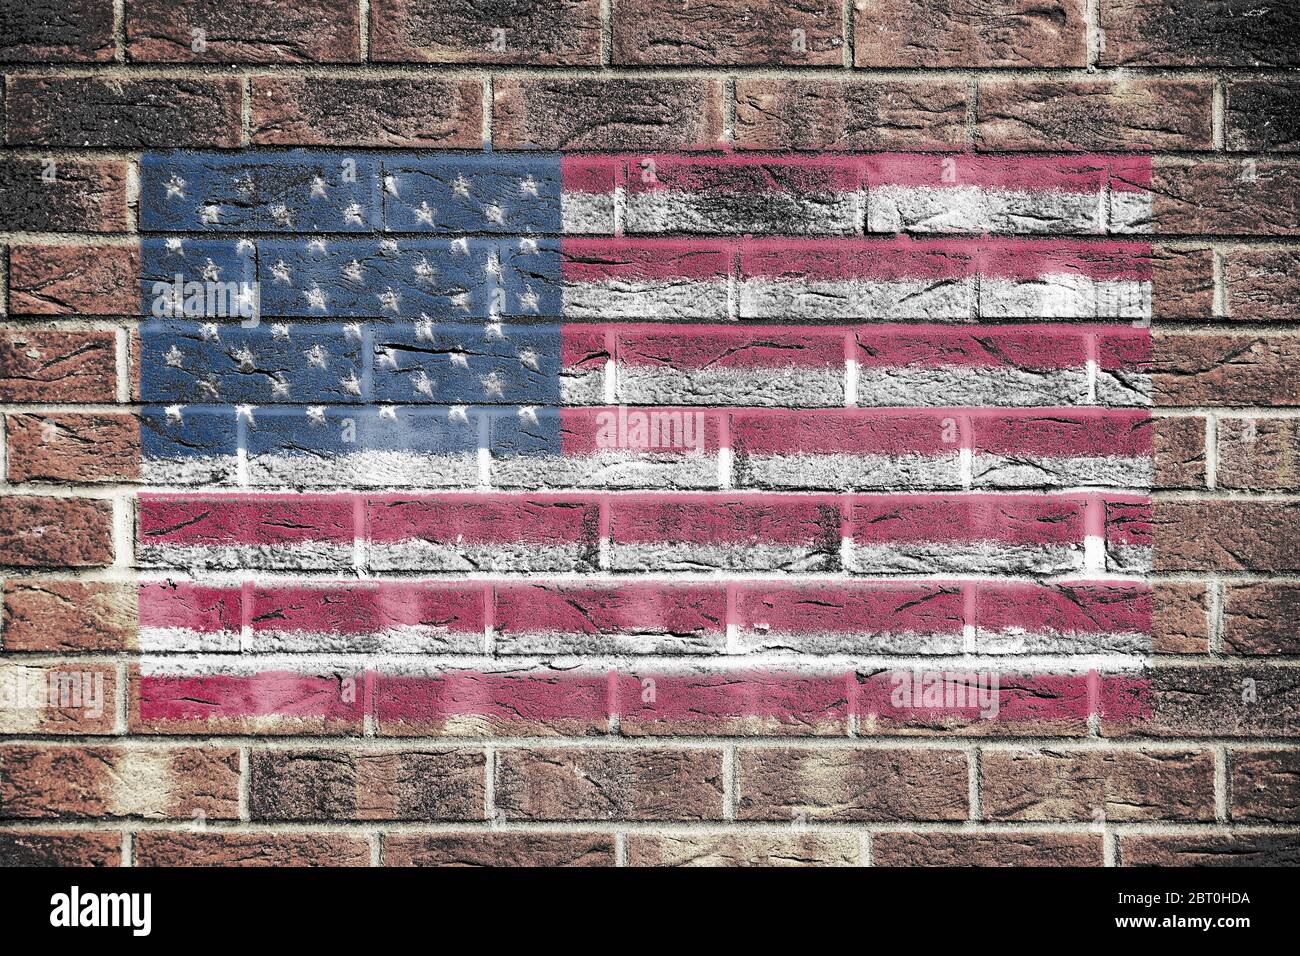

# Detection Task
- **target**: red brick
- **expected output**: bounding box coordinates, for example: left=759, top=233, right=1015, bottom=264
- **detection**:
left=2, top=580, right=137, bottom=652
left=0, top=160, right=129, bottom=233
left=1223, top=584, right=1300, bottom=654
left=125, top=0, right=360, bottom=62
left=1153, top=501, right=1300, bottom=573
left=371, top=0, right=601, bottom=64
left=874, top=832, right=1103, bottom=866
left=737, top=748, right=969, bottom=821
left=628, top=833, right=859, bottom=866
left=0, top=329, right=116, bottom=402
left=1230, top=749, right=1300, bottom=821
left=0, top=663, right=116, bottom=734
left=1150, top=245, right=1215, bottom=318
left=0, top=0, right=115, bottom=61
left=6, top=413, right=140, bottom=483
left=1, top=745, right=239, bottom=819
left=385, top=833, right=615, bottom=866
left=0, top=830, right=121, bottom=866
left=1153, top=415, right=1206, bottom=489
left=615, top=0, right=842, bottom=65
left=1137, top=159, right=1300, bottom=236
left=1099, top=0, right=1300, bottom=67
left=1226, top=248, right=1300, bottom=321
left=735, top=79, right=967, bottom=150
left=250, top=77, right=483, bottom=147
left=494, top=79, right=724, bottom=150
left=495, top=748, right=724, bottom=821
left=1153, top=334, right=1300, bottom=407
left=855, top=0, right=1086, bottom=67
left=1120, top=834, right=1300, bottom=866
left=976, top=79, right=1213, bottom=151
left=1217, top=418, right=1300, bottom=490
left=4, top=76, right=242, bottom=148
left=249, top=749, right=486, bottom=821
left=0, top=496, right=113, bottom=568
left=1226, top=81, right=1300, bottom=151
left=133, top=831, right=372, bottom=866
left=7, top=244, right=140, bottom=315
left=1103, top=665, right=1300, bottom=738
left=1153, top=583, right=1209, bottom=654
left=981, top=749, right=1215, bottom=821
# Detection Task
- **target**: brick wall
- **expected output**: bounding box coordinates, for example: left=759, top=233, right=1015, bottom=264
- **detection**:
left=1, top=0, right=1298, bottom=868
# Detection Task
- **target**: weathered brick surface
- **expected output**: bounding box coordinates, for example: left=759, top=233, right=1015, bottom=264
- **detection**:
left=1217, top=418, right=1300, bottom=490
left=1223, top=584, right=1300, bottom=654
left=0, top=329, right=117, bottom=402
left=1154, top=334, right=1300, bottom=407
left=372, top=0, right=601, bottom=64
left=976, top=79, right=1213, bottom=151
left=385, top=833, right=615, bottom=866
left=494, top=79, right=725, bottom=150
left=1226, top=81, right=1300, bottom=152
left=126, top=0, right=361, bottom=62
left=0, top=160, right=129, bottom=232
left=628, top=833, right=859, bottom=866
left=980, top=749, right=1216, bottom=821
left=1152, top=502, right=1300, bottom=572
left=0, top=0, right=115, bottom=62
left=4, top=77, right=243, bottom=147
left=1153, top=416, right=1206, bottom=489
left=855, top=0, right=1087, bottom=67
left=1103, top=665, right=1300, bottom=737
left=874, top=832, right=1104, bottom=866
left=2, top=580, right=137, bottom=651
left=7, top=244, right=140, bottom=315
left=735, top=80, right=967, bottom=150
left=1120, top=834, right=1300, bottom=866
left=0, top=662, right=116, bottom=733
left=1225, top=248, right=1300, bottom=320
left=1152, top=583, right=1210, bottom=654
left=615, top=0, right=843, bottom=65
left=251, top=77, right=483, bottom=147
left=0, top=830, right=121, bottom=866
left=1100, top=0, right=1300, bottom=67
left=0, top=496, right=114, bottom=568
left=133, top=831, right=372, bottom=866
left=1134, top=160, right=1300, bottom=236
left=1230, top=749, right=1300, bottom=821
left=6, top=413, right=141, bottom=483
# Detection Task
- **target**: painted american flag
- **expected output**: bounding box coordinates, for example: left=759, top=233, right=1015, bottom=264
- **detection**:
left=132, top=149, right=1152, bottom=735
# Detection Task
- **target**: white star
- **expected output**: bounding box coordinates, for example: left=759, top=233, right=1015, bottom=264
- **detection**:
left=340, top=373, right=362, bottom=396
left=414, top=317, right=435, bottom=341
left=271, top=260, right=292, bottom=283
left=303, top=284, right=328, bottom=311
left=271, top=323, right=291, bottom=340
left=519, top=176, right=538, bottom=197
left=480, top=371, right=504, bottom=398
left=518, top=288, right=540, bottom=313
left=199, top=204, right=221, bottom=225
left=232, top=346, right=256, bottom=370
left=377, top=346, right=399, bottom=369
left=484, top=203, right=505, bottom=225
left=519, top=237, right=538, bottom=254
left=235, top=404, right=257, bottom=423
left=236, top=239, right=255, bottom=256
left=450, top=237, right=470, bottom=255
left=165, top=238, right=185, bottom=255
left=451, top=291, right=471, bottom=312
left=484, top=321, right=505, bottom=340
left=270, top=378, right=290, bottom=398
left=305, top=344, right=328, bottom=369
left=377, top=288, right=401, bottom=313
left=306, top=406, right=327, bottom=425
left=307, top=239, right=328, bottom=254
left=449, top=406, right=470, bottom=424
left=384, top=175, right=400, bottom=197
left=411, top=370, right=435, bottom=398
left=413, top=201, right=436, bottom=225
left=200, top=323, right=221, bottom=341
left=164, top=404, right=185, bottom=422
left=310, top=176, right=329, bottom=199
left=449, top=352, right=469, bottom=368
left=452, top=174, right=471, bottom=198
left=165, top=175, right=186, bottom=200
left=517, top=348, right=539, bottom=371
left=344, top=323, right=363, bottom=340
left=233, top=174, right=255, bottom=197
left=342, top=259, right=365, bottom=283
left=413, top=256, right=437, bottom=281
left=378, top=405, right=399, bottom=421
left=269, top=203, right=293, bottom=228
left=517, top=406, right=539, bottom=424
left=379, top=238, right=399, bottom=255
left=199, top=377, right=220, bottom=398
left=342, top=202, right=365, bottom=225
left=164, top=345, right=185, bottom=367
left=202, top=259, right=222, bottom=282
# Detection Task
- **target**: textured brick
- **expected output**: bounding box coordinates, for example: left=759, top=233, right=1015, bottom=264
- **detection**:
left=1132, top=160, right=1300, bottom=236
left=251, top=77, right=483, bottom=147
left=0, top=0, right=115, bottom=61
left=1223, top=584, right=1300, bottom=654
left=1153, top=334, right=1300, bottom=407
left=496, top=748, right=724, bottom=821
left=628, top=833, right=859, bottom=867
left=737, top=748, right=969, bottom=821
left=1120, top=834, right=1300, bottom=866
left=0, top=830, right=121, bottom=866
left=615, top=0, right=842, bottom=65
left=2, top=580, right=137, bottom=652
left=1226, top=81, right=1300, bottom=151
left=1230, top=749, right=1300, bottom=821
left=0, top=663, right=116, bottom=734
left=0, top=329, right=116, bottom=402
left=7, top=244, right=140, bottom=315
left=981, top=749, right=1215, bottom=821
left=1150, top=245, right=1216, bottom=319
left=874, top=832, right=1103, bottom=866
left=735, top=79, right=967, bottom=151
left=6, top=413, right=140, bottom=483
left=371, top=0, right=600, bottom=64
left=1100, top=0, right=1300, bottom=67
left=0, top=159, right=128, bottom=232
left=1103, top=665, right=1300, bottom=738
left=1217, top=418, right=1300, bottom=490
left=494, top=79, right=724, bottom=150
left=4, top=76, right=242, bottom=147
left=976, top=79, right=1212, bottom=151
left=1153, top=583, right=1210, bottom=654
left=0, top=496, right=113, bottom=568
left=1153, top=416, right=1206, bottom=489
left=1152, top=501, right=1300, bottom=573
left=126, top=0, right=360, bottom=62
left=1, top=745, right=239, bottom=819
left=249, top=749, right=486, bottom=821
left=1226, top=249, right=1300, bottom=321
left=385, top=833, right=615, bottom=866
left=133, top=831, right=372, bottom=866
left=855, top=0, right=1086, bottom=67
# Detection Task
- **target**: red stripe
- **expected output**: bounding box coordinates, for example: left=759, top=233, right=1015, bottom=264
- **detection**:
left=138, top=581, right=242, bottom=631
left=974, top=583, right=1152, bottom=634
left=617, top=325, right=845, bottom=369
left=495, top=583, right=726, bottom=637
left=561, top=239, right=730, bottom=281
left=139, top=494, right=355, bottom=546
left=558, top=407, right=723, bottom=454
left=865, top=153, right=1116, bottom=191
left=248, top=583, right=484, bottom=635
left=855, top=326, right=1087, bottom=369
left=624, top=155, right=861, bottom=193
left=972, top=411, right=1153, bottom=457
left=1106, top=501, right=1153, bottom=547
left=848, top=495, right=1085, bottom=545
left=367, top=494, right=599, bottom=546
left=609, top=494, right=838, bottom=546
left=734, top=582, right=964, bottom=635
